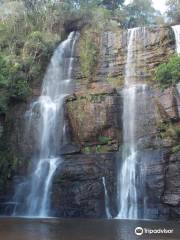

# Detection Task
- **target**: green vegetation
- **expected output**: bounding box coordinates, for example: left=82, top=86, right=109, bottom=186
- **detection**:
left=82, top=136, right=112, bottom=154
left=0, top=0, right=168, bottom=107
left=0, top=1, right=65, bottom=113
left=82, top=144, right=112, bottom=154
left=115, top=0, right=164, bottom=28
left=154, top=55, right=180, bottom=89
left=166, top=0, right=180, bottom=23
left=158, top=119, right=180, bottom=154
left=79, top=6, right=113, bottom=81
left=107, top=75, right=124, bottom=87
left=0, top=127, right=23, bottom=192
left=0, top=55, right=9, bottom=88
left=79, top=29, right=100, bottom=81
left=0, top=152, right=18, bottom=192
left=98, top=136, right=111, bottom=145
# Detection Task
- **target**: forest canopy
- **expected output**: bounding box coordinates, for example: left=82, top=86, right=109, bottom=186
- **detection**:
left=0, top=0, right=179, bottom=113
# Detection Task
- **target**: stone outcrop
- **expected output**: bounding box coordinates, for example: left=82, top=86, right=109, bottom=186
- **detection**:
left=51, top=153, right=117, bottom=218
left=155, top=87, right=180, bottom=121
left=0, top=24, right=180, bottom=219
left=66, top=83, right=121, bottom=153
left=91, top=26, right=175, bottom=87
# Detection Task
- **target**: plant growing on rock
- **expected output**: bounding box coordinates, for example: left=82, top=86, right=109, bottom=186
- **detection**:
left=79, top=29, right=100, bottom=81
left=155, top=55, right=180, bottom=89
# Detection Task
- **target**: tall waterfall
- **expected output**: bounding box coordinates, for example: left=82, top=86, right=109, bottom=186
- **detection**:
left=13, top=32, right=79, bottom=217
left=172, top=25, right=180, bottom=54
left=172, top=25, right=180, bottom=116
left=117, top=28, right=148, bottom=219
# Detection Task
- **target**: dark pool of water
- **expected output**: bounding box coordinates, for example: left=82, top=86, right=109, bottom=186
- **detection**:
left=0, top=218, right=180, bottom=240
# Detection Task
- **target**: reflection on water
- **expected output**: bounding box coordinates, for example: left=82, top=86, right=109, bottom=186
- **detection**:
left=0, top=218, right=179, bottom=240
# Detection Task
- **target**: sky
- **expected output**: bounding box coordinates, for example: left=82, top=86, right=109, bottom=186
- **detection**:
left=125, top=0, right=167, bottom=14
left=152, top=0, right=167, bottom=13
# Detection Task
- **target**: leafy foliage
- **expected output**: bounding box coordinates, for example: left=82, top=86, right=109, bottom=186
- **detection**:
left=118, top=0, right=163, bottom=28
left=0, top=1, right=63, bottom=113
left=98, top=136, right=111, bottom=145
left=0, top=0, right=168, bottom=114
left=155, top=55, right=180, bottom=89
left=79, top=29, right=100, bottom=81
left=100, top=0, right=124, bottom=10
left=0, top=55, right=9, bottom=88
left=166, top=0, right=180, bottom=23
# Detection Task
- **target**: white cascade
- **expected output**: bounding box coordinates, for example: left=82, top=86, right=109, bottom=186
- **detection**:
left=172, top=25, right=180, bottom=54
left=102, top=177, right=112, bottom=219
left=172, top=25, right=180, bottom=117
left=117, top=28, right=148, bottom=219
left=13, top=32, right=79, bottom=217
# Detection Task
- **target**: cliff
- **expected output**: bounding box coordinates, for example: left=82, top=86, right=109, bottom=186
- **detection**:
left=0, top=24, right=180, bottom=219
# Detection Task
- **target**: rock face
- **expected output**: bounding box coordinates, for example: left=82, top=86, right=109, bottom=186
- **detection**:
left=0, top=114, right=5, bottom=139
left=66, top=83, right=121, bottom=153
left=51, top=153, right=117, bottom=218
left=0, top=25, right=180, bottom=219
left=93, top=26, right=175, bottom=86
left=155, top=87, right=180, bottom=121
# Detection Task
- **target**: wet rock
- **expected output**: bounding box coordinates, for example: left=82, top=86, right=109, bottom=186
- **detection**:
left=137, top=149, right=170, bottom=219
left=90, top=26, right=175, bottom=88
left=155, top=87, right=179, bottom=121
left=163, top=152, right=180, bottom=208
left=66, top=83, right=122, bottom=152
left=59, top=143, right=81, bottom=155
left=64, top=15, right=91, bottom=33
left=51, top=153, right=117, bottom=218
left=0, top=114, right=5, bottom=138
left=0, top=25, right=179, bottom=219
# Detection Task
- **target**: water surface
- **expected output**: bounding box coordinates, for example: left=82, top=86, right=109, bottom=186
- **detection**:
left=0, top=218, right=179, bottom=240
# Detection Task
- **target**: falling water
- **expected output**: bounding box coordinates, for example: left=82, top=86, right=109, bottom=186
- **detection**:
left=172, top=25, right=180, bottom=54
left=102, top=177, right=111, bottom=219
left=13, top=32, right=79, bottom=217
left=117, top=28, right=148, bottom=219
left=172, top=26, right=180, bottom=118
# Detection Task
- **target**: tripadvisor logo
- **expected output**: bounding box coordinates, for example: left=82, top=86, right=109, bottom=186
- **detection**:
left=135, top=226, right=174, bottom=236
left=135, top=227, right=143, bottom=236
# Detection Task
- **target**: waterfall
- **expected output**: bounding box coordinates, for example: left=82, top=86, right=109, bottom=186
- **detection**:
left=117, top=28, right=148, bottom=219
left=172, top=25, right=180, bottom=117
left=102, top=177, right=111, bottom=219
left=172, top=25, right=180, bottom=54
left=13, top=32, right=79, bottom=217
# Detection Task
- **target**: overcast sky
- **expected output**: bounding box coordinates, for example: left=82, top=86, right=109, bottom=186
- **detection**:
left=125, top=0, right=167, bottom=13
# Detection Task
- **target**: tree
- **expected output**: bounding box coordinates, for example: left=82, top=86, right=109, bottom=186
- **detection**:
left=122, top=0, right=159, bottom=28
left=69, top=0, right=124, bottom=10
left=101, top=0, right=124, bottom=10
left=166, top=0, right=180, bottom=23
left=155, top=55, right=180, bottom=89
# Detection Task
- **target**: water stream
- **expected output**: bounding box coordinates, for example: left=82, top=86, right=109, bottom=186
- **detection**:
left=117, top=28, right=148, bottom=219
left=102, top=177, right=111, bottom=219
left=172, top=25, right=180, bottom=54
left=172, top=25, right=180, bottom=120
left=13, top=32, right=79, bottom=217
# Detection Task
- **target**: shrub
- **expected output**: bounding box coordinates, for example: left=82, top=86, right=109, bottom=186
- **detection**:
left=10, top=78, right=30, bottom=99
left=98, top=136, right=111, bottom=145
left=0, top=94, right=8, bottom=114
left=172, top=144, right=180, bottom=153
left=155, top=55, right=180, bottom=89
left=79, top=29, right=100, bottom=81
left=0, top=55, right=9, bottom=88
